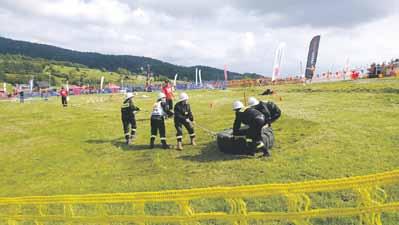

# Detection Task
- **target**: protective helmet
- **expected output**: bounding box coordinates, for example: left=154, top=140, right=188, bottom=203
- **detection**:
left=248, top=97, right=259, bottom=107
left=125, top=92, right=134, bottom=99
left=232, top=100, right=244, bottom=110
left=158, top=92, right=166, bottom=99
left=179, top=92, right=189, bottom=101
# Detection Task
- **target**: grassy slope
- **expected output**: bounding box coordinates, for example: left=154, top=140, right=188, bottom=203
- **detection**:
left=1, top=59, right=147, bottom=86
left=0, top=78, right=398, bottom=224
left=51, top=65, right=148, bottom=86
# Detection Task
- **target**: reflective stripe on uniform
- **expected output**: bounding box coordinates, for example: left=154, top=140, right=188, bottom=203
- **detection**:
left=246, top=139, right=253, bottom=143
left=125, top=133, right=130, bottom=136
left=151, top=135, right=156, bottom=138
left=256, top=142, right=265, bottom=149
left=160, top=137, right=167, bottom=140
left=235, top=136, right=246, bottom=138
left=121, top=103, right=130, bottom=108
left=189, top=133, right=196, bottom=137
left=132, top=129, right=137, bottom=131
left=176, top=136, right=183, bottom=139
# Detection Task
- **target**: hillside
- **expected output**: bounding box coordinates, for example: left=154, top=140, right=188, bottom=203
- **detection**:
left=0, top=36, right=262, bottom=81
left=0, top=54, right=149, bottom=86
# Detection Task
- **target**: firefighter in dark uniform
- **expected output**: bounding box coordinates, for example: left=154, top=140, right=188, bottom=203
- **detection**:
left=174, top=92, right=196, bottom=150
left=248, top=97, right=281, bottom=125
left=121, top=92, right=140, bottom=144
left=232, top=100, right=270, bottom=157
left=150, top=92, right=174, bottom=149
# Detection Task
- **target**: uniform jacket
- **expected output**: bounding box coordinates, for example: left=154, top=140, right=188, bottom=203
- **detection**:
left=253, top=101, right=272, bottom=123
left=233, top=108, right=264, bottom=134
left=151, top=100, right=173, bottom=118
left=174, top=101, right=193, bottom=122
left=121, top=98, right=140, bottom=118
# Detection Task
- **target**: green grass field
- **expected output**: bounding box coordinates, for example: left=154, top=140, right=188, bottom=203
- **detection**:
left=1, top=78, right=398, bottom=224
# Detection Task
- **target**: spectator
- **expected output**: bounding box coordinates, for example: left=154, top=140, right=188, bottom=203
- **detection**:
left=60, top=87, right=68, bottom=107
left=162, top=80, right=174, bottom=110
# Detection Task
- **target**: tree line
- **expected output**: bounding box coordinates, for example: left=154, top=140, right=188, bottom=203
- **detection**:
left=0, top=36, right=260, bottom=82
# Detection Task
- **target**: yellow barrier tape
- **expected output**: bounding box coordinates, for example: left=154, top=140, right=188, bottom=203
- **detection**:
left=0, top=170, right=398, bottom=224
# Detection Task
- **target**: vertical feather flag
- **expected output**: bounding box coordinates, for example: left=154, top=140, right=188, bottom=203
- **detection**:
left=173, top=73, right=178, bottom=87
left=195, top=68, right=198, bottom=86
left=224, top=65, right=228, bottom=81
left=100, top=76, right=104, bottom=90
left=29, top=79, right=34, bottom=93
left=272, top=42, right=286, bottom=81
left=305, top=35, right=321, bottom=80
left=199, top=69, right=202, bottom=86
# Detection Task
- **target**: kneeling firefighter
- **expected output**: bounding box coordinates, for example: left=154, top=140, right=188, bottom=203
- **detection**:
left=174, top=92, right=196, bottom=150
left=232, top=100, right=270, bottom=157
left=248, top=97, right=281, bottom=126
left=150, top=92, right=174, bottom=149
left=121, top=92, right=140, bottom=144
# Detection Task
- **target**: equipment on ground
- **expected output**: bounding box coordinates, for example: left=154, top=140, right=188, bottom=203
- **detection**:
left=217, top=126, right=274, bottom=155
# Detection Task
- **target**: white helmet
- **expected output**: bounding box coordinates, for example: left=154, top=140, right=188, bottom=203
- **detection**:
left=179, top=92, right=189, bottom=102
left=248, top=97, right=259, bottom=107
left=125, top=92, right=134, bottom=99
left=158, top=92, right=166, bottom=99
left=232, top=100, right=244, bottom=110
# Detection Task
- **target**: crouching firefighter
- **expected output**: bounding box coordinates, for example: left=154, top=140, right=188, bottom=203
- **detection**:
left=248, top=97, right=281, bottom=126
left=174, top=92, right=196, bottom=150
left=232, top=100, right=270, bottom=157
left=150, top=92, right=174, bottom=149
left=121, top=92, right=140, bottom=144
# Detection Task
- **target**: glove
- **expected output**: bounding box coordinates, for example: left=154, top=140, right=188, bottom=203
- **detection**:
left=186, top=119, right=191, bottom=123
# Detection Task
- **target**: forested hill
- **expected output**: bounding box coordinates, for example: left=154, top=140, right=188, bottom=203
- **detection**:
left=0, top=36, right=261, bottom=81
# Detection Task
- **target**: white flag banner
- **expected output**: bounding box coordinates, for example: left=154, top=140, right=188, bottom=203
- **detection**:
left=29, top=79, right=34, bottom=93
left=173, top=73, right=178, bottom=87
left=100, top=76, right=105, bottom=90
left=199, top=69, right=202, bottom=86
left=195, top=68, right=198, bottom=85
left=272, top=42, right=286, bottom=81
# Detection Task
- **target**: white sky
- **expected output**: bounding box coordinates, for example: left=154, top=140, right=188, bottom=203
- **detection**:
left=0, top=0, right=398, bottom=76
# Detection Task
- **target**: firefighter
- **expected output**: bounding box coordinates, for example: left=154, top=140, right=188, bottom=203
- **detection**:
left=232, top=100, right=270, bottom=157
left=174, top=92, right=195, bottom=150
left=121, top=92, right=140, bottom=144
left=248, top=97, right=281, bottom=126
left=150, top=92, right=174, bottom=149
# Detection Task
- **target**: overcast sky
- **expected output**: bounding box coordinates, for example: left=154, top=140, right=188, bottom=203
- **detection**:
left=0, top=0, right=398, bottom=76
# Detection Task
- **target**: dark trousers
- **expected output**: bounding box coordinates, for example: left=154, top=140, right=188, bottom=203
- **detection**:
left=151, top=116, right=166, bottom=140
left=166, top=99, right=173, bottom=110
left=122, top=116, right=137, bottom=140
left=175, top=119, right=195, bottom=142
left=61, top=96, right=68, bottom=107
left=247, top=117, right=268, bottom=153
